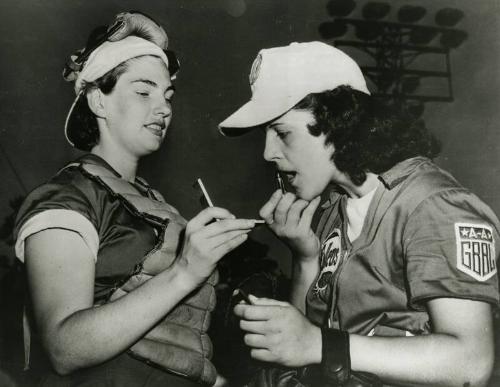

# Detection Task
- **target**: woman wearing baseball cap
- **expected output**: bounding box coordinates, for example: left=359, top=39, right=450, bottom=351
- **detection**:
left=13, top=11, right=257, bottom=386
left=224, top=42, right=499, bottom=386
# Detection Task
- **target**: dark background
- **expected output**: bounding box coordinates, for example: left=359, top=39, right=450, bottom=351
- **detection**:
left=0, top=0, right=499, bottom=385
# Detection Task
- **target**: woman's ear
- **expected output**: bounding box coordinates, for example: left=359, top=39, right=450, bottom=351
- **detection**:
left=86, top=88, right=106, bottom=118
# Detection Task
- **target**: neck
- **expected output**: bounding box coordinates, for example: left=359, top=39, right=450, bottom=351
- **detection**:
left=340, top=173, right=379, bottom=199
left=91, top=143, right=139, bottom=182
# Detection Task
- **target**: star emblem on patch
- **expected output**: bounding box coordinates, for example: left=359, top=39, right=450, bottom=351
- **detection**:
left=455, top=223, right=497, bottom=282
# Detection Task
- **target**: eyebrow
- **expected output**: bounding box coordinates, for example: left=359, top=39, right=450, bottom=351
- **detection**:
left=131, top=79, right=176, bottom=93
left=267, top=122, right=284, bottom=129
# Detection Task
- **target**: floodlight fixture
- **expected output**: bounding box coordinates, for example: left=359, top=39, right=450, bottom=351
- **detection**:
left=362, top=2, right=391, bottom=21
left=409, top=25, right=438, bottom=45
left=321, top=2, right=466, bottom=108
left=440, top=29, right=467, bottom=49
left=397, top=5, right=426, bottom=24
left=319, top=20, right=348, bottom=39
left=327, top=0, right=356, bottom=17
left=355, top=20, right=383, bottom=41
left=435, top=8, right=464, bottom=27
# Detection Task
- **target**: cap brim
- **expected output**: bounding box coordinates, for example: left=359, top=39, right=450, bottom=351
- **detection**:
left=64, top=92, right=84, bottom=148
left=218, top=97, right=294, bottom=137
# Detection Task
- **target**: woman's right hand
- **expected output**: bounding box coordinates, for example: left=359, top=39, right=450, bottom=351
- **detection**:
left=178, top=207, right=257, bottom=286
left=259, top=190, right=321, bottom=261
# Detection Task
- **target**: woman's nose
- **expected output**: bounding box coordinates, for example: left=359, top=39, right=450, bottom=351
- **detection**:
left=155, top=98, right=172, bottom=117
left=263, top=132, right=280, bottom=162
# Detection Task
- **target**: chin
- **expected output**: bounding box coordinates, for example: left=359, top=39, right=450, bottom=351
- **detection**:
left=294, top=184, right=324, bottom=201
left=137, top=145, right=160, bottom=158
left=294, top=188, right=313, bottom=201
left=146, top=140, right=163, bottom=152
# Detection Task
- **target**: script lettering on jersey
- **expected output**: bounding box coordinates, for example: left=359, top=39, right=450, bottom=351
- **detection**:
left=455, top=223, right=496, bottom=281
left=313, top=228, right=343, bottom=295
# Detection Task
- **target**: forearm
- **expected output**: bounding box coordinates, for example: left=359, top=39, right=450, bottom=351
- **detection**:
left=349, top=333, right=494, bottom=387
left=289, top=254, right=318, bottom=312
left=44, top=264, right=197, bottom=374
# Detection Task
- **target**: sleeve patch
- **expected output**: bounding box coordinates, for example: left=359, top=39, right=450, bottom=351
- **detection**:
left=455, top=223, right=496, bottom=281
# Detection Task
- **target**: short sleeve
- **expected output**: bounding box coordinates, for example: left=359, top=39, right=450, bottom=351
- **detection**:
left=403, top=188, right=500, bottom=307
left=14, top=179, right=100, bottom=263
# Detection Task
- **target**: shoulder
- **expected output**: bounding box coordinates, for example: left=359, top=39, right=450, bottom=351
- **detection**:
left=406, top=161, right=498, bottom=224
left=389, top=159, right=496, bottom=222
left=15, top=163, right=106, bottom=231
left=14, top=160, right=112, bottom=263
left=397, top=162, right=500, bottom=305
left=395, top=158, right=462, bottom=200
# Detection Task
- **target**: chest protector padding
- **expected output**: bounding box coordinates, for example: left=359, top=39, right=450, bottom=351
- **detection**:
left=79, top=161, right=218, bottom=386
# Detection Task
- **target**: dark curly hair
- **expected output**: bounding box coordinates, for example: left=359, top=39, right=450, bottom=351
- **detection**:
left=294, top=86, right=441, bottom=186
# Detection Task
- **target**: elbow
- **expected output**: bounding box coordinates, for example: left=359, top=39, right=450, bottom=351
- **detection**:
left=41, top=323, right=90, bottom=375
left=44, top=339, right=82, bottom=376
left=44, top=335, right=104, bottom=376
left=52, top=363, right=73, bottom=376
left=48, top=349, right=78, bottom=376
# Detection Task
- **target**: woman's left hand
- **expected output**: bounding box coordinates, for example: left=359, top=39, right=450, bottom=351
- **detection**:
left=233, top=295, right=322, bottom=367
left=259, top=190, right=321, bottom=261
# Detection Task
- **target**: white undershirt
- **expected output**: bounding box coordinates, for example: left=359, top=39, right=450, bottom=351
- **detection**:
left=345, top=186, right=378, bottom=242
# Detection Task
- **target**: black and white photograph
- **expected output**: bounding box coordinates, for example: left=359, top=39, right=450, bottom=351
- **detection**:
left=0, top=1, right=499, bottom=386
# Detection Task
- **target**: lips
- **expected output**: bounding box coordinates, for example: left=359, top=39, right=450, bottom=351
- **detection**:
left=278, top=170, right=297, bottom=185
left=144, top=122, right=165, bottom=137
left=285, top=173, right=296, bottom=185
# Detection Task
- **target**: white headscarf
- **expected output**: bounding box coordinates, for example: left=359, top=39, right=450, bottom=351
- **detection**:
left=74, top=35, right=170, bottom=94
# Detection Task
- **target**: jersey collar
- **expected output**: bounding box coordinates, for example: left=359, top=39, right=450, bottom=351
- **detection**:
left=378, top=157, right=431, bottom=190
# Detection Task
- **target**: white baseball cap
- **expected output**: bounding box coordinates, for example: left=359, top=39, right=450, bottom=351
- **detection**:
left=219, top=41, right=369, bottom=135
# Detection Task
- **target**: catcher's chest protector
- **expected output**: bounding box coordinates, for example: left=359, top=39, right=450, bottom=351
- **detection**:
left=78, top=160, right=218, bottom=385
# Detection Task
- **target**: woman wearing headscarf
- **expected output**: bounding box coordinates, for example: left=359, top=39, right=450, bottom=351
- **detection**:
left=14, top=11, right=257, bottom=387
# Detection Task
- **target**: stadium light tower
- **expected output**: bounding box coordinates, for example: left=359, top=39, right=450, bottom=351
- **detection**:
left=319, top=1, right=467, bottom=117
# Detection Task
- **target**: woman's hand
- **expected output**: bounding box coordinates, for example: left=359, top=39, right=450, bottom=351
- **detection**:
left=259, top=190, right=321, bottom=261
left=234, top=295, right=322, bottom=367
left=178, top=206, right=257, bottom=286
left=24, top=209, right=256, bottom=375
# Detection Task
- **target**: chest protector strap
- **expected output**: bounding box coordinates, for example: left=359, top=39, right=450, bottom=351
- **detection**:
left=78, top=160, right=218, bottom=386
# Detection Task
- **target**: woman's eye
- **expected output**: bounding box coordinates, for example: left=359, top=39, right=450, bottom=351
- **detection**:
left=277, top=131, right=289, bottom=139
left=137, top=91, right=150, bottom=97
